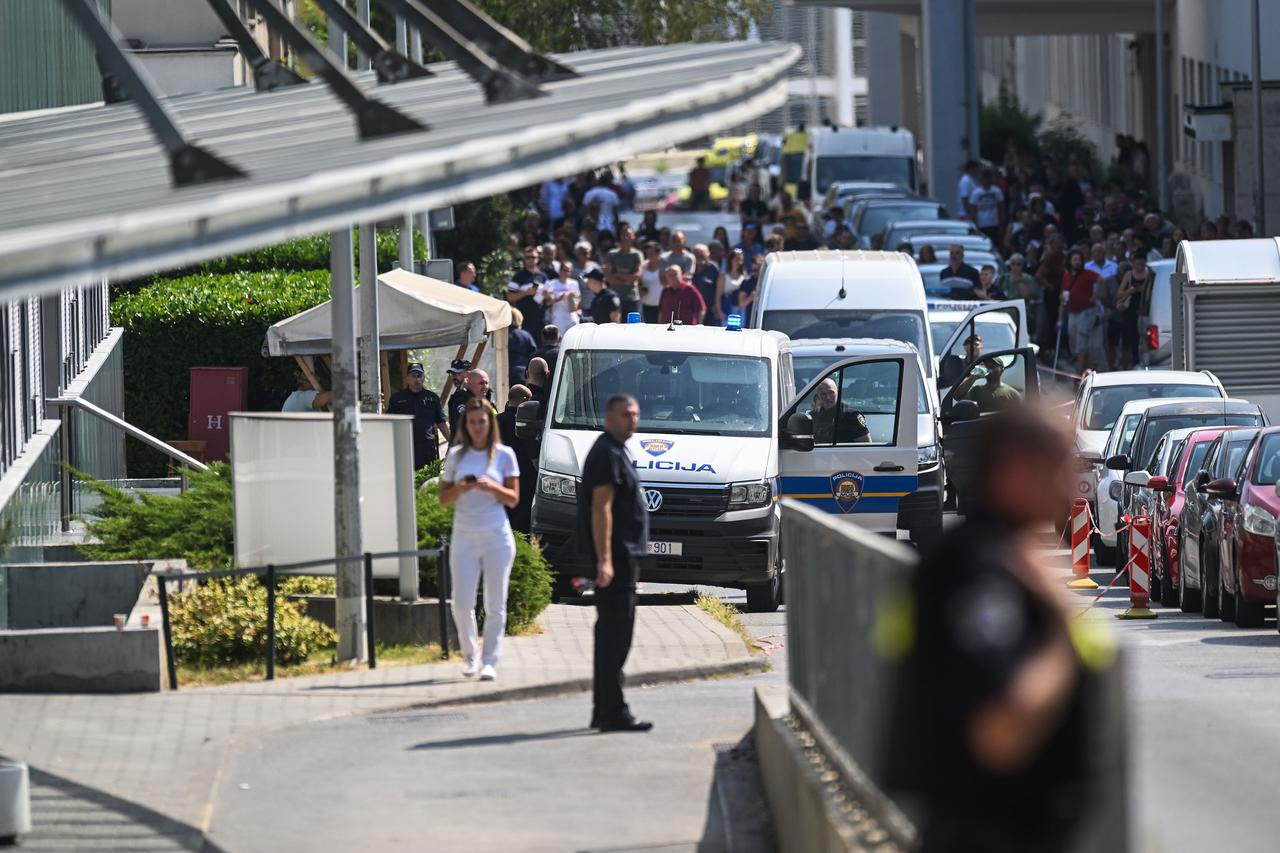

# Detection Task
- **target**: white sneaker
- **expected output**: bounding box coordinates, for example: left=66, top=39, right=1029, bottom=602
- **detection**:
left=479, top=664, right=497, bottom=681
left=462, top=658, right=480, bottom=677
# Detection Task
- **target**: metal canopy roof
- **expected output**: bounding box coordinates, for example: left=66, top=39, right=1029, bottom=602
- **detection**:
left=0, top=41, right=798, bottom=296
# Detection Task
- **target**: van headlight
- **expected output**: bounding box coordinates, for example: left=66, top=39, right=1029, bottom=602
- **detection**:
left=917, top=444, right=939, bottom=469
left=1243, top=505, right=1276, bottom=537
left=538, top=472, right=578, bottom=502
left=729, top=480, right=773, bottom=509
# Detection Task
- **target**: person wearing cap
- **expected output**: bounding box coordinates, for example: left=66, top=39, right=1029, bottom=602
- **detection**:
left=586, top=268, right=622, bottom=324
left=963, top=333, right=983, bottom=367
left=282, top=369, right=332, bottom=412
left=448, top=368, right=497, bottom=437
left=387, top=363, right=449, bottom=469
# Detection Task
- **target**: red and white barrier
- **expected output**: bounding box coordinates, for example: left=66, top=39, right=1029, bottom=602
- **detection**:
left=1068, top=499, right=1099, bottom=589
left=1116, top=515, right=1158, bottom=620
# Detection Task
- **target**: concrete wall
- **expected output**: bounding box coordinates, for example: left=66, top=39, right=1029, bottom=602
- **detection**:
left=3, top=561, right=148, bottom=630
left=295, top=596, right=459, bottom=648
left=0, top=627, right=161, bottom=692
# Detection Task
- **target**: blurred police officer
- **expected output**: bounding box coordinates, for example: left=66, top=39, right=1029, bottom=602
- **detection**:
left=579, top=394, right=652, bottom=733
left=386, top=362, right=448, bottom=469
left=889, top=406, right=1100, bottom=853
left=448, top=368, right=496, bottom=436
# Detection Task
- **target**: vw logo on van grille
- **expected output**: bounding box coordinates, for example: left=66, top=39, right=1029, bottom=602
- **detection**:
left=643, top=489, right=664, bottom=512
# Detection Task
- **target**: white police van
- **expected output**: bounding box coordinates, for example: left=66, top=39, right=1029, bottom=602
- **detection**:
left=517, top=316, right=922, bottom=612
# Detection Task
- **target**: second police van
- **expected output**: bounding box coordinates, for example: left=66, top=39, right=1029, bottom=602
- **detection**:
left=517, top=317, right=925, bottom=612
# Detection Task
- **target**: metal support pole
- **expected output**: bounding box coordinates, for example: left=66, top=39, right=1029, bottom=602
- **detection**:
left=358, top=0, right=372, bottom=70
left=330, top=228, right=367, bottom=663
left=832, top=9, right=855, bottom=128
left=1252, top=0, right=1266, bottom=235
left=358, top=222, right=381, bottom=413
left=157, top=575, right=179, bottom=691
left=414, top=212, right=429, bottom=257
left=327, top=3, right=348, bottom=68
left=412, top=28, right=423, bottom=65
left=1154, top=0, right=1170, bottom=211
left=364, top=552, right=377, bottom=669
left=265, top=564, right=276, bottom=680
left=58, top=415, right=72, bottom=532
left=396, top=16, right=408, bottom=54
left=399, top=214, right=414, bottom=270
left=438, top=537, right=451, bottom=656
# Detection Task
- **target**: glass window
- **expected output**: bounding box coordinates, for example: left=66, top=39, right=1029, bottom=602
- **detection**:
left=814, top=156, right=914, bottom=194
left=793, top=355, right=928, bottom=414
left=552, top=350, right=772, bottom=437
left=857, top=203, right=941, bottom=238
left=761, top=310, right=928, bottom=361
left=1181, top=440, right=1212, bottom=488
left=1252, top=434, right=1280, bottom=486
left=1112, top=414, right=1143, bottom=456
left=1137, top=416, right=1261, bottom=470
left=1082, top=385, right=1221, bottom=431
left=1146, top=437, right=1167, bottom=474
left=794, top=359, right=903, bottom=447
left=931, top=316, right=1019, bottom=363
left=1216, top=432, right=1260, bottom=479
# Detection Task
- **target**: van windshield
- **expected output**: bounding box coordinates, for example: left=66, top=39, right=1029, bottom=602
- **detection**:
left=815, top=156, right=913, bottom=194
left=552, top=350, right=772, bottom=437
left=761, top=310, right=930, bottom=374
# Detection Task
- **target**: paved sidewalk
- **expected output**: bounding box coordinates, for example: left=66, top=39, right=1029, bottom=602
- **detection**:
left=0, top=602, right=759, bottom=851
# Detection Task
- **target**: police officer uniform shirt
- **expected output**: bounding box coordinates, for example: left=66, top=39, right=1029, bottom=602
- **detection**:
left=386, top=379, right=447, bottom=469
left=578, top=432, right=648, bottom=564
left=589, top=284, right=623, bottom=324
left=812, top=405, right=870, bottom=445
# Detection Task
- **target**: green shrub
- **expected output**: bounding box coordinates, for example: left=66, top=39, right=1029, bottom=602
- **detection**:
left=169, top=576, right=336, bottom=666
left=82, top=464, right=235, bottom=569
left=979, top=83, right=1042, bottom=164
left=110, top=269, right=332, bottom=476
left=1038, top=116, right=1101, bottom=183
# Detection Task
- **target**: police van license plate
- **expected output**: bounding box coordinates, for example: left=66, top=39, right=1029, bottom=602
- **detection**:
left=646, top=541, right=682, bottom=556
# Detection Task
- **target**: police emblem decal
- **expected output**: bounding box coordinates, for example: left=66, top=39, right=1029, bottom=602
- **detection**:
left=640, top=439, right=673, bottom=457
left=830, top=471, right=865, bottom=513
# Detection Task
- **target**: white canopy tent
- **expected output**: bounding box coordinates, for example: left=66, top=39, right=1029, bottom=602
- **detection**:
left=265, top=267, right=512, bottom=406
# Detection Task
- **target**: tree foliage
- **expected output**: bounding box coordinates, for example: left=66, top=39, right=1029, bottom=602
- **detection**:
left=979, top=83, right=1042, bottom=164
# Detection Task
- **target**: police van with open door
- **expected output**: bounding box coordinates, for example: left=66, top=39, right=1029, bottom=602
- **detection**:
left=517, top=316, right=922, bottom=612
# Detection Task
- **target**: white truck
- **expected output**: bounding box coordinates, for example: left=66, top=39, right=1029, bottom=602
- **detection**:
left=1171, top=238, right=1280, bottom=423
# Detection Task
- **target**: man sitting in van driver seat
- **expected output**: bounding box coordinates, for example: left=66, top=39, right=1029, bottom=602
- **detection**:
left=809, top=379, right=872, bottom=445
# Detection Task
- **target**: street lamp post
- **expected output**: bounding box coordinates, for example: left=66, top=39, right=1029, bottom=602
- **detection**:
left=1252, top=0, right=1266, bottom=234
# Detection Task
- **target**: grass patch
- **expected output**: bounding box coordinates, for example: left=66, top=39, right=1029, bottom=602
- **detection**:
left=175, top=642, right=453, bottom=687
left=695, top=592, right=759, bottom=653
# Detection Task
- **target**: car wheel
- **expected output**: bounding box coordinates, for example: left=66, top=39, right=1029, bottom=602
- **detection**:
left=1159, top=545, right=1180, bottom=607
left=1235, top=565, right=1266, bottom=628
left=1201, top=544, right=1220, bottom=619
left=746, top=573, right=781, bottom=613
left=1178, top=540, right=1201, bottom=613
left=1219, top=554, right=1236, bottom=622
left=1115, top=529, right=1129, bottom=570
left=1094, top=537, right=1116, bottom=566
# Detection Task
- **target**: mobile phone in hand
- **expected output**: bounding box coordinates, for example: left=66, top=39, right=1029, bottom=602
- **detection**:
left=463, top=474, right=478, bottom=484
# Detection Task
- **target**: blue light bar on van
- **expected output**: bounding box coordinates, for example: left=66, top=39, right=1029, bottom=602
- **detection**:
left=725, top=314, right=743, bottom=331
left=627, top=312, right=641, bottom=324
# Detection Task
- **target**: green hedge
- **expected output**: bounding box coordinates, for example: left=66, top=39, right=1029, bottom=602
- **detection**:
left=110, top=269, right=332, bottom=476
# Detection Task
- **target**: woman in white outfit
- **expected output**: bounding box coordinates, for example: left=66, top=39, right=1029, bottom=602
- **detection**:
left=439, top=398, right=521, bottom=681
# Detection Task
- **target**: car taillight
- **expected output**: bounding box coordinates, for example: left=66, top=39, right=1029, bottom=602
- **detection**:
left=1146, top=324, right=1159, bottom=350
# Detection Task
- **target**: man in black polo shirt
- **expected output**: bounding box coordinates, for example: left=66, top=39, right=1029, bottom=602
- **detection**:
left=887, top=407, right=1097, bottom=852
left=506, top=246, right=547, bottom=334
left=579, top=394, right=651, bottom=733
left=939, top=243, right=983, bottom=300
left=586, top=268, right=622, bottom=324
left=385, top=362, right=449, bottom=469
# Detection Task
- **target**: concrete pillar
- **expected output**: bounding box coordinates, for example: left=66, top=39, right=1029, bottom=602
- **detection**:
left=832, top=8, right=856, bottom=127
left=922, top=0, right=978, bottom=199
left=357, top=0, right=371, bottom=71
left=329, top=228, right=366, bottom=663
left=358, top=223, right=380, bottom=414
left=865, top=12, right=902, bottom=128
left=399, top=215, right=414, bottom=270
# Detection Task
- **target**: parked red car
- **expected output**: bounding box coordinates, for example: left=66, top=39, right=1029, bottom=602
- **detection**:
left=1220, top=426, right=1280, bottom=627
left=1154, top=427, right=1226, bottom=607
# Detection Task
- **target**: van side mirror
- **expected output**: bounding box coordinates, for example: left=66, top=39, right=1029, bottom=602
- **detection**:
left=514, top=400, right=543, bottom=440
left=1077, top=450, right=1103, bottom=465
left=781, top=412, right=815, bottom=452
left=1105, top=454, right=1130, bottom=471
left=1123, top=471, right=1151, bottom=488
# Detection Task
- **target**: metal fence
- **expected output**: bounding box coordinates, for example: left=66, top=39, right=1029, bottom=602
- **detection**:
left=781, top=499, right=1129, bottom=852
left=155, top=543, right=448, bottom=690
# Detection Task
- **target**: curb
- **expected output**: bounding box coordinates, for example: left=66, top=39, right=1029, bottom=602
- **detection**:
left=383, top=656, right=768, bottom=712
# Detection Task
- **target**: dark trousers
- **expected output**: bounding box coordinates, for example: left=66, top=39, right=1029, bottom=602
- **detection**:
left=593, top=551, right=638, bottom=722
left=642, top=305, right=660, bottom=324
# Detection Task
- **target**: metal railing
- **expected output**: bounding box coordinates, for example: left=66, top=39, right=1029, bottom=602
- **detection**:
left=154, top=541, right=449, bottom=690
left=47, top=395, right=209, bottom=532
